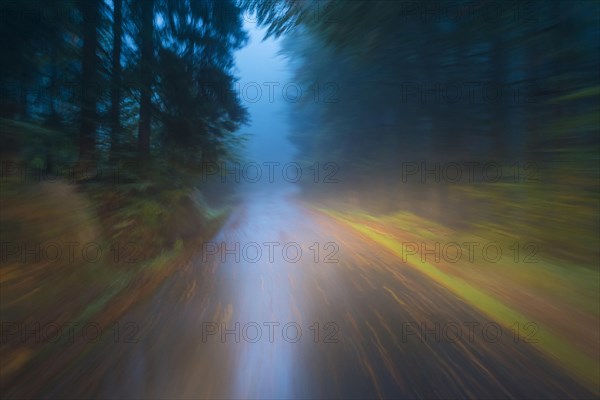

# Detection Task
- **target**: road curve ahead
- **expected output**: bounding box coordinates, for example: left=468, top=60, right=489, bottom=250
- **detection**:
left=42, top=187, right=593, bottom=399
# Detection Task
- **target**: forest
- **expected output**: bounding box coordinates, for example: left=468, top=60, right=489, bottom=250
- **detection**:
left=254, top=0, right=599, bottom=265
left=1, top=0, right=249, bottom=168
left=0, top=1, right=599, bottom=398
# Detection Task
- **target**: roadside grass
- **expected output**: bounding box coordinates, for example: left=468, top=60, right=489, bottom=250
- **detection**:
left=315, top=206, right=600, bottom=394
left=0, top=167, right=230, bottom=385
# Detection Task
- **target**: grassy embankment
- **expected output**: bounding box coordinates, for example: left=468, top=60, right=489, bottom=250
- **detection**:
left=0, top=119, right=230, bottom=384
left=313, top=178, right=599, bottom=393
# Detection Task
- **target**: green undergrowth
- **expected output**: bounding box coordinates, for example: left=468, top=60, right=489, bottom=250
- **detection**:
left=0, top=120, right=232, bottom=382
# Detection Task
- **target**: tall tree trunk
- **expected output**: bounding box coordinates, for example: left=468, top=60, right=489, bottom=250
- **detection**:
left=110, top=0, right=123, bottom=155
left=19, top=76, right=28, bottom=121
left=79, top=0, right=100, bottom=161
left=137, top=0, right=154, bottom=156
left=490, top=34, right=507, bottom=162
left=49, top=47, right=57, bottom=117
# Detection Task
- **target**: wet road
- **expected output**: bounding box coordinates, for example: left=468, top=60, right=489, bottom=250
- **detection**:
left=43, top=188, right=592, bottom=399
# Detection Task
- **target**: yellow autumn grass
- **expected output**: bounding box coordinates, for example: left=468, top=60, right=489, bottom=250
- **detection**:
left=316, top=206, right=599, bottom=395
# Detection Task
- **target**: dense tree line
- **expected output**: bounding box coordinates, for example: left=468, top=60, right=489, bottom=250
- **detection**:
left=250, top=0, right=599, bottom=204
left=247, top=0, right=599, bottom=263
left=1, top=0, right=249, bottom=175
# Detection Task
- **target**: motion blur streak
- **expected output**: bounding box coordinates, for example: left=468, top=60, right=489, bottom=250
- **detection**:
left=4, top=185, right=587, bottom=399
left=0, top=1, right=599, bottom=399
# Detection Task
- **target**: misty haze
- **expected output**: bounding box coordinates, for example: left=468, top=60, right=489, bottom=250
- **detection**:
left=0, top=1, right=599, bottom=399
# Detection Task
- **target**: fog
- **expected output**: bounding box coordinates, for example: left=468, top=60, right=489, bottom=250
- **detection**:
left=235, top=21, right=295, bottom=167
left=1, top=1, right=598, bottom=398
